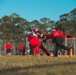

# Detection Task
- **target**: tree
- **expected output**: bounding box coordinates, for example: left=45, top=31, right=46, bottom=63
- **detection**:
left=57, top=8, right=76, bottom=36
left=0, top=13, right=28, bottom=42
left=40, top=17, right=56, bottom=33
left=60, top=8, right=76, bottom=21
left=0, top=16, right=15, bottom=41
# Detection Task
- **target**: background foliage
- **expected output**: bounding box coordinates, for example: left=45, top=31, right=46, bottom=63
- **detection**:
left=0, top=8, right=76, bottom=42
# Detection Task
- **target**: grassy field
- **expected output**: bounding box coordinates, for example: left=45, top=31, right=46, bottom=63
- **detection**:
left=0, top=55, right=76, bottom=75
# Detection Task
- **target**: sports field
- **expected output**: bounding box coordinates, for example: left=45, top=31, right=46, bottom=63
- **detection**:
left=0, top=55, right=76, bottom=75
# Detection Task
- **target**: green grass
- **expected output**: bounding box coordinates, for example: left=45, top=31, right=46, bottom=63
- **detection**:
left=0, top=55, right=76, bottom=75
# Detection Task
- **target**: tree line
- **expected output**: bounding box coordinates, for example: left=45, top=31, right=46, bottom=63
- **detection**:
left=0, top=8, right=76, bottom=42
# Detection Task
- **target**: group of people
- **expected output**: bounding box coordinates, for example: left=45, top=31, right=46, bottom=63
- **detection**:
left=27, top=28, right=52, bottom=56
left=4, top=28, right=73, bottom=57
left=5, top=42, right=25, bottom=55
left=27, top=28, right=73, bottom=57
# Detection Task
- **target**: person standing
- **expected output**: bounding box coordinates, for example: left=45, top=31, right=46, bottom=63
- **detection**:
left=19, top=44, right=25, bottom=55
left=5, top=42, right=12, bottom=55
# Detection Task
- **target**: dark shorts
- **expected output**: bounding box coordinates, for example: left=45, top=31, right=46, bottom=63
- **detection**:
left=19, top=50, right=24, bottom=54
left=6, top=49, right=11, bottom=54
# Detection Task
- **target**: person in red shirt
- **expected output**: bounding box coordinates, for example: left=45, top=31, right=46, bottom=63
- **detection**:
left=45, top=28, right=72, bottom=57
left=28, top=28, right=52, bottom=56
left=5, top=42, right=12, bottom=55
left=19, top=44, right=25, bottom=55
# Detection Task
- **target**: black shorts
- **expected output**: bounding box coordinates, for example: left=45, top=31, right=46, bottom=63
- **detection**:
left=6, top=49, right=11, bottom=54
left=19, top=50, right=23, bottom=54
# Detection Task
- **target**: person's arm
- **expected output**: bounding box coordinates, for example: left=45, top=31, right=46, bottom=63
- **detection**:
left=64, top=33, right=74, bottom=37
left=43, top=34, right=52, bottom=40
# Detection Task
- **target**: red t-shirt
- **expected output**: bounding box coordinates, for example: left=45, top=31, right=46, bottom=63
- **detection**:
left=19, top=45, right=24, bottom=50
left=46, top=29, right=65, bottom=42
left=5, top=43, right=12, bottom=49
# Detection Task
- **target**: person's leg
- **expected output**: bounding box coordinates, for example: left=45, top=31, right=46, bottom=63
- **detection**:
left=54, top=37, right=73, bottom=57
left=20, top=50, right=23, bottom=55
left=6, top=49, right=8, bottom=54
left=38, top=48, right=42, bottom=55
left=54, top=44, right=60, bottom=56
left=23, top=49, right=25, bottom=55
left=30, top=37, right=51, bottom=56
left=39, top=44, right=50, bottom=56
left=33, top=47, right=38, bottom=55
left=7, top=49, right=11, bottom=55
left=35, top=37, right=51, bottom=56
left=29, top=45, right=34, bottom=55
left=30, top=38, right=38, bottom=55
left=54, top=37, right=69, bottom=50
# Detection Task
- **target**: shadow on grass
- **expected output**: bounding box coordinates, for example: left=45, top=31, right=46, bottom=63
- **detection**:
left=0, top=62, right=76, bottom=74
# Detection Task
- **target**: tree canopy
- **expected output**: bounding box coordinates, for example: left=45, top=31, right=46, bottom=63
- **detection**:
left=0, top=8, right=76, bottom=42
